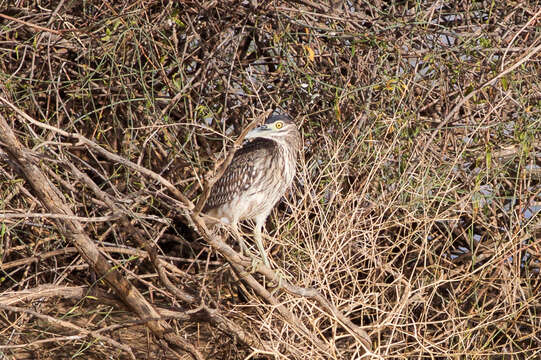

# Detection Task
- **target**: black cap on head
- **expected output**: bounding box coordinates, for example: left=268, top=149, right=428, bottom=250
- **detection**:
left=265, top=113, right=292, bottom=124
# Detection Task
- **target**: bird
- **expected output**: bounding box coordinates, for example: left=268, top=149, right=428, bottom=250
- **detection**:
left=203, top=114, right=301, bottom=267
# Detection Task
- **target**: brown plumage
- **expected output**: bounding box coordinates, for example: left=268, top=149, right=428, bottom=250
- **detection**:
left=203, top=138, right=277, bottom=212
left=203, top=114, right=300, bottom=266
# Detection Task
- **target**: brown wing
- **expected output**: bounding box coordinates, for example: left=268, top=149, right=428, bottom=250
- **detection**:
left=203, top=138, right=277, bottom=211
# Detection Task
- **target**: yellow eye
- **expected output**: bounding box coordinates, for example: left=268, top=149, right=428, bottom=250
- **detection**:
left=275, top=121, right=284, bottom=129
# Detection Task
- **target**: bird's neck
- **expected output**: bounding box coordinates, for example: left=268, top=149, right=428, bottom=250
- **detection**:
left=275, top=134, right=299, bottom=185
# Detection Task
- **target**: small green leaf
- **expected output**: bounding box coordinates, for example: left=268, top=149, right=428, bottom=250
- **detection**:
left=501, top=77, right=508, bottom=91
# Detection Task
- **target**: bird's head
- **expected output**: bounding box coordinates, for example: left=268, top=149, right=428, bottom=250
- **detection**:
left=245, top=114, right=298, bottom=144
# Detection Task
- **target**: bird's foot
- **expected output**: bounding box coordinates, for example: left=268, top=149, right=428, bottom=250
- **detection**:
left=243, top=248, right=270, bottom=272
left=243, top=256, right=290, bottom=290
left=238, top=240, right=249, bottom=255
left=248, top=254, right=271, bottom=273
left=249, top=257, right=260, bottom=273
left=268, top=268, right=292, bottom=290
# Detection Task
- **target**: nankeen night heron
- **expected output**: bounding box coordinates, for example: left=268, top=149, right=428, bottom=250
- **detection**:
left=203, top=114, right=301, bottom=266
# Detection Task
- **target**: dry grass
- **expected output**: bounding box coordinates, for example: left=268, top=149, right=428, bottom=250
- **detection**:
left=1, top=1, right=540, bottom=359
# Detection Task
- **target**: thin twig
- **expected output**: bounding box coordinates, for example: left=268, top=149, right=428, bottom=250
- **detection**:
left=0, top=95, right=194, bottom=210
left=0, top=13, right=62, bottom=35
left=0, top=303, right=136, bottom=359
left=421, top=35, right=541, bottom=156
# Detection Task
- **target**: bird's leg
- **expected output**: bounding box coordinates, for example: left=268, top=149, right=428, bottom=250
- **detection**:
left=232, top=222, right=248, bottom=255
left=254, top=219, right=270, bottom=268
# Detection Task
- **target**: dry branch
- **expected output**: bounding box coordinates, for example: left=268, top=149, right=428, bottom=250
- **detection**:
left=0, top=303, right=135, bottom=358
left=0, top=112, right=204, bottom=360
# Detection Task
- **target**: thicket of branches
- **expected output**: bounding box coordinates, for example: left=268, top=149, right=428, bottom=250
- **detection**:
left=0, top=1, right=540, bottom=359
